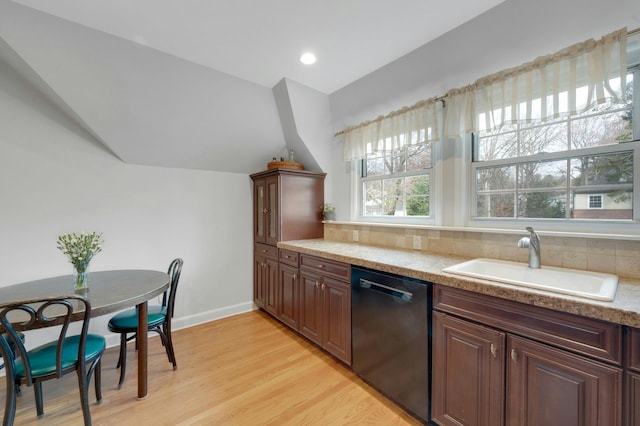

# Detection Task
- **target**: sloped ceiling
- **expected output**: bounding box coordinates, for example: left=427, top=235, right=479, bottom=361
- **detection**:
left=0, top=1, right=287, bottom=174
left=0, top=0, right=506, bottom=174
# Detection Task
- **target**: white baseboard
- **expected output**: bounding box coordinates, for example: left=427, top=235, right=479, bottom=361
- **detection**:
left=104, top=301, right=257, bottom=349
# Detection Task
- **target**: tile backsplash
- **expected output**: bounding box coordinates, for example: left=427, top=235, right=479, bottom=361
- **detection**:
left=323, top=223, right=640, bottom=280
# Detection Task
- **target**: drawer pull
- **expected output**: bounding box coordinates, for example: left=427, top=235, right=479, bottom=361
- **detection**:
left=511, top=349, right=519, bottom=362
left=490, top=344, right=497, bottom=358
left=317, top=264, right=325, bottom=268
left=321, top=283, right=326, bottom=290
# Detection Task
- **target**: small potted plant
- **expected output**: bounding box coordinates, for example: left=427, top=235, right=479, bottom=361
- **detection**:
left=322, top=203, right=336, bottom=221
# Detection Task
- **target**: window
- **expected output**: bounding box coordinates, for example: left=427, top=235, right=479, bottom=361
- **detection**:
left=472, top=70, right=638, bottom=221
left=589, top=195, right=603, bottom=209
left=360, top=142, right=433, bottom=219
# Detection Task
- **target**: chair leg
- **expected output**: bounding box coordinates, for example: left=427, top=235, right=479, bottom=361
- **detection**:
left=164, top=326, right=177, bottom=370
left=94, top=359, right=103, bottom=403
left=117, top=334, right=127, bottom=389
left=34, top=382, right=44, bottom=418
left=77, top=367, right=92, bottom=426
left=2, top=364, right=16, bottom=426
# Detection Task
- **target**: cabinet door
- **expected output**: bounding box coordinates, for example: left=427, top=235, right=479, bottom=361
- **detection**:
left=265, top=175, right=279, bottom=246
left=322, top=276, right=351, bottom=365
left=253, top=254, right=266, bottom=308
left=264, top=257, right=278, bottom=316
left=507, top=334, right=622, bottom=426
left=628, top=372, right=640, bottom=426
left=278, top=263, right=299, bottom=330
left=432, top=311, right=505, bottom=426
left=253, top=178, right=267, bottom=244
left=299, top=270, right=323, bottom=345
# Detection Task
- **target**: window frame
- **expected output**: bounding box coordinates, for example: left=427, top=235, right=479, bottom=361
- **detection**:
left=467, top=66, right=639, bottom=230
left=588, top=194, right=604, bottom=209
left=355, top=139, right=439, bottom=225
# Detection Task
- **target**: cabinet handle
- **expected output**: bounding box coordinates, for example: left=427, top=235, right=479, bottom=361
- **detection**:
left=511, top=349, right=519, bottom=362
left=490, top=344, right=497, bottom=358
left=315, top=281, right=320, bottom=288
left=262, top=249, right=268, bottom=253
left=317, top=264, right=325, bottom=268
left=262, top=208, right=268, bottom=214
left=321, top=283, right=326, bottom=290
left=293, top=274, right=297, bottom=280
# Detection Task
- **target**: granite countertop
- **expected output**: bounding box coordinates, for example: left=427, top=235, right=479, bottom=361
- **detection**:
left=278, top=239, right=640, bottom=328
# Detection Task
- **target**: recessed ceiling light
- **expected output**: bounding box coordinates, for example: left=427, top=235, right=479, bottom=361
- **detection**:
left=300, top=52, right=317, bottom=65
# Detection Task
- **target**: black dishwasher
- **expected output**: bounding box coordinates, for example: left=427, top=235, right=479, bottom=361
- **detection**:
left=351, top=266, right=432, bottom=423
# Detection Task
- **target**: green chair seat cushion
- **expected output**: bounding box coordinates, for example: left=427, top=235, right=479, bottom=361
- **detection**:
left=108, top=305, right=167, bottom=331
left=15, top=334, right=106, bottom=378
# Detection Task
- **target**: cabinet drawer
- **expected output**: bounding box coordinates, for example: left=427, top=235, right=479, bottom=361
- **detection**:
left=279, top=249, right=299, bottom=267
left=434, top=285, right=622, bottom=365
left=300, top=254, right=350, bottom=282
left=629, top=327, right=640, bottom=372
left=255, top=243, right=278, bottom=260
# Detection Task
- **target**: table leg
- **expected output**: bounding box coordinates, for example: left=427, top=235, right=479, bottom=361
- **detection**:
left=137, top=301, right=148, bottom=399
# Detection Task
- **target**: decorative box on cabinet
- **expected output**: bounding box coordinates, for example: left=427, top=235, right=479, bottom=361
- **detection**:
left=432, top=284, right=622, bottom=426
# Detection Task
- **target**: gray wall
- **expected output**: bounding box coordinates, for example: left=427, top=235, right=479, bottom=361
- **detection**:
left=0, top=53, right=254, bottom=347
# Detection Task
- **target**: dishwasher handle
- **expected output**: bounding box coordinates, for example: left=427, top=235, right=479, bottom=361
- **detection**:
left=359, top=278, right=413, bottom=302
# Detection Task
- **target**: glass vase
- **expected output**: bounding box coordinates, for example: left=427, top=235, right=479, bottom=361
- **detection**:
left=74, top=266, right=89, bottom=291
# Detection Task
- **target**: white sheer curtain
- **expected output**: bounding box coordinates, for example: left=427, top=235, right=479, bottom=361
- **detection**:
left=446, top=28, right=628, bottom=138
left=340, top=28, right=629, bottom=157
left=341, top=98, right=442, bottom=161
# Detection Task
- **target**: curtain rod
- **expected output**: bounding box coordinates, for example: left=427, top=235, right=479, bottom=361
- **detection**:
left=334, top=27, right=639, bottom=138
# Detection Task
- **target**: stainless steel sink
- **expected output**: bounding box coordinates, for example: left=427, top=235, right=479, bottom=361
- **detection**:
left=442, top=258, right=618, bottom=301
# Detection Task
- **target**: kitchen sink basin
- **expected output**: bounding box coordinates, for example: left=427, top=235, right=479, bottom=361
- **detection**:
left=442, top=258, right=618, bottom=301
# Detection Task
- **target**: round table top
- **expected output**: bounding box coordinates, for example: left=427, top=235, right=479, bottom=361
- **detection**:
left=0, top=270, right=170, bottom=317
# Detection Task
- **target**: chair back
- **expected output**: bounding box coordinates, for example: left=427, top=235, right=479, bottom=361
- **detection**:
left=0, top=295, right=92, bottom=384
left=162, top=258, right=183, bottom=319
left=0, top=331, right=18, bottom=425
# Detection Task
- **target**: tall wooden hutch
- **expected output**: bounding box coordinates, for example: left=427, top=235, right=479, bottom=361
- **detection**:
left=250, top=168, right=325, bottom=315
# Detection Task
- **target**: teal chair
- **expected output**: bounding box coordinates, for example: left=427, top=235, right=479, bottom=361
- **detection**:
left=108, top=258, right=183, bottom=388
left=0, top=295, right=105, bottom=426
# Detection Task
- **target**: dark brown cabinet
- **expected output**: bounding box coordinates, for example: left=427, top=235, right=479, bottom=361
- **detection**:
left=254, top=243, right=278, bottom=316
left=299, top=254, right=351, bottom=365
left=432, top=284, right=623, bottom=426
left=507, top=334, right=621, bottom=426
left=253, top=174, right=278, bottom=246
left=250, top=168, right=325, bottom=312
left=432, top=311, right=505, bottom=426
left=627, top=328, right=640, bottom=426
left=251, top=168, right=325, bottom=247
left=277, top=259, right=299, bottom=330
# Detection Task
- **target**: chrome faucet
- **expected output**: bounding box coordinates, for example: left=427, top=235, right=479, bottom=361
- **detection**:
left=517, top=226, right=541, bottom=269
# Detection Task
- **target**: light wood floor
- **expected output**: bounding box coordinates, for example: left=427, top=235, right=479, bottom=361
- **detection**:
left=1, top=310, right=423, bottom=425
